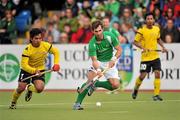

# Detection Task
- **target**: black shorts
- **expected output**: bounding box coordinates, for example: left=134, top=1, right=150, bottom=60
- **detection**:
left=18, top=69, right=45, bottom=84
left=140, top=58, right=161, bottom=73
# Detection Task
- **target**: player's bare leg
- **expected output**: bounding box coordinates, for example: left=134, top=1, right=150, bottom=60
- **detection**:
left=25, top=80, right=44, bottom=102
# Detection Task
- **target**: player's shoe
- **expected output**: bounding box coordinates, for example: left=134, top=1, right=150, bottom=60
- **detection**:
left=25, top=84, right=33, bottom=102
left=132, top=89, right=138, bottom=99
left=87, top=84, right=96, bottom=96
left=73, top=103, right=84, bottom=110
left=9, top=102, right=16, bottom=109
left=153, top=95, right=163, bottom=101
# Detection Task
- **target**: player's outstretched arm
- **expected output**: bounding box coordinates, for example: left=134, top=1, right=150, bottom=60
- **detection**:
left=157, top=39, right=168, bottom=53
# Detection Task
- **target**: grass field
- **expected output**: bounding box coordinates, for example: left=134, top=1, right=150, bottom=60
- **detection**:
left=0, top=91, right=180, bottom=120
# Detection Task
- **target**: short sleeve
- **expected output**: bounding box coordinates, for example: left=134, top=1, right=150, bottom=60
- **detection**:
left=88, top=41, right=97, bottom=57
left=135, top=28, right=143, bottom=42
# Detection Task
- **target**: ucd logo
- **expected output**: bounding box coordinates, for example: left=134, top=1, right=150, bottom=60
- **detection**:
left=116, top=44, right=133, bottom=87
left=0, top=53, right=20, bottom=82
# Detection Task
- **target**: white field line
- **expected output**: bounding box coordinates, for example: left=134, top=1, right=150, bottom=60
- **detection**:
left=0, top=99, right=180, bottom=107
left=106, top=111, right=128, bottom=114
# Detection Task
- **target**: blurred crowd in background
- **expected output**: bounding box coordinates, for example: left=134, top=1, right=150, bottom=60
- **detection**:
left=0, top=0, right=179, bottom=44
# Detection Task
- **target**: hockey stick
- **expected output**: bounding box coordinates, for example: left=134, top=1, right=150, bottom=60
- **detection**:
left=20, top=69, right=53, bottom=81
left=77, top=67, right=110, bottom=94
left=57, top=71, right=63, bottom=76
left=133, top=48, right=162, bottom=52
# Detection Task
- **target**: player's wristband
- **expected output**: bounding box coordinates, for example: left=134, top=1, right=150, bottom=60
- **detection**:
left=111, top=56, right=117, bottom=61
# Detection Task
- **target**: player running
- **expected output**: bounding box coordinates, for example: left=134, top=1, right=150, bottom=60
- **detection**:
left=73, top=20, right=122, bottom=110
left=9, top=28, right=60, bottom=109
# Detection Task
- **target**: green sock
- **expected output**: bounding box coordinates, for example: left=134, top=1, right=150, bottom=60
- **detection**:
left=94, top=80, right=114, bottom=91
left=75, top=83, right=89, bottom=104
left=75, top=80, right=114, bottom=104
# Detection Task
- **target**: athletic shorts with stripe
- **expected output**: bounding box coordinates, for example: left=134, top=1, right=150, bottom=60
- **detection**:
left=18, top=69, right=45, bottom=84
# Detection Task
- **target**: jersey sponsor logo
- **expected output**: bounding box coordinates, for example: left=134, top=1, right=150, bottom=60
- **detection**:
left=0, top=53, right=20, bottom=82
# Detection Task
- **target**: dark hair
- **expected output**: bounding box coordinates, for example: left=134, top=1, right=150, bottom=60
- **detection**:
left=30, top=28, right=42, bottom=39
left=165, top=8, right=174, bottom=17
left=29, top=28, right=42, bottom=43
left=91, top=20, right=103, bottom=30
left=144, top=13, right=154, bottom=19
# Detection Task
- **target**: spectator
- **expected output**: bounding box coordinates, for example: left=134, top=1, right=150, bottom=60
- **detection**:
left=121, top=23, right=135, bottom=44
left=133, top=7, right=145, bottom=29
left=81, top=0, right=93, bottom=18
left=164, top=34, right=173, bottom=43
left=70, top=16, right=93, bottom=43
left=161, top=19, right=180, bottom=43
left=0, top=9, right=17, bottom=44
left=153, top=7, right=166, bottom=27
left=50, top=13, right=60, bottom=30
left=59, top=10, right=66, bottom=20
left=46, top=34, right=53, bottom=44
left=92, top=1, right=106, bottom=20
left=163, top=0, right=179, bottom=18
left=105, top=10, right=119, bottom=27
left=63, top=23, right=73, bottom=41
left=46, top=21, right=60, bottom=43
left=164, top=8, right=175, bottom=20
left=163, top=8, right=179, bottom=28
left=62, top=0, right=79, bottom=16
left=119, top=0, right=134, bottom=16
left=112, top=21, right=120, bottom=32
left=0, top=0, right=16, bottom=19
left=59, top=32, right=69, bottom=44
left=119, top=7, right=135, bottom=27
left=59, top=8, right=79, bottom=33
left=105, top=0, right=120, bottom=16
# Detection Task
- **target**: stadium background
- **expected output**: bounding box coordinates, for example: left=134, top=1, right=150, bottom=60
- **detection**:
left=0, top=0, right=179, bottom=90
left=0, top=1, right=180, bottom=120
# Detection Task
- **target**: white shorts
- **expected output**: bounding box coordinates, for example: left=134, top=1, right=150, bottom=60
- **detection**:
left=88, top=61, right=120, bottom=80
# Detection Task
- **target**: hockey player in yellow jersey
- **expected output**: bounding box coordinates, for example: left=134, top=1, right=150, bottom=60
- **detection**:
left=132, top=13, right=168, bottom=101
left=9, top=28, right=60, bottom=109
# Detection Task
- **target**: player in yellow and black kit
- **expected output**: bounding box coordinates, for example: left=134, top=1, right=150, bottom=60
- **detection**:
left=132, top=13, right=168, bottom=101
left=9, top=28, right=60, bottom=109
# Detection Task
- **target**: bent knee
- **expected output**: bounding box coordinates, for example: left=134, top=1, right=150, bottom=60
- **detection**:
left=36, top=87, right=44, bottom=93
